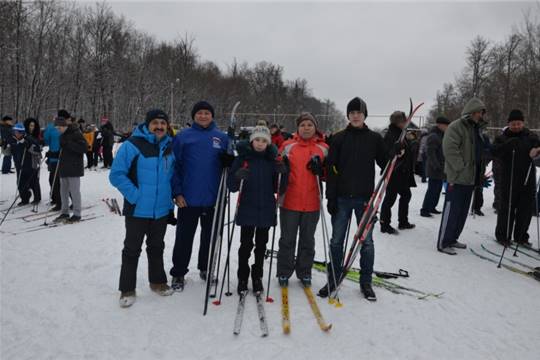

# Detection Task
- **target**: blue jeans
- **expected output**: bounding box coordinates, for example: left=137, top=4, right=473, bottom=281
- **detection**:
left=329, top=196, right=374, bottom=285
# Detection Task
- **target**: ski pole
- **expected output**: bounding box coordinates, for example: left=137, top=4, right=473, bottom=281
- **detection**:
left=43, top=150, right=62, bottom=226
left=342, top=217, right=351, bottom=269
left=265, top=173, right=282, bottom=303
left=0, top=148, right=27, bottom=226
left=225, top=190, right=232, bottom=296
left=524, top=162, right=533, bottom=186
left=498, top=149, right=515, bottom=267
left=536, top=172, right=540, bottom=253
left=210, top=172, right=228, bottom=297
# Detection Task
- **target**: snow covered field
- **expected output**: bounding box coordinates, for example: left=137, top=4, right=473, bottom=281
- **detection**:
left=1, top=166, right=539, bottom=360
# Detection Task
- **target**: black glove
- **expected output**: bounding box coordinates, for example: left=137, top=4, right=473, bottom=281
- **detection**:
left=275, top=160, right=288, bottom=174
left=327, top=198, right=338, bottom=216
left=307, top=155, right=323, bottom=176
left=220, top=152, right=235, bottom=168
left=167, top=210, right=177, bottom=226
left=235, top=167, right=250, bottom=181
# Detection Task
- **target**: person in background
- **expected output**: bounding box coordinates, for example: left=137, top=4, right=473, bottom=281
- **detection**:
left=270, top=123, right=284, bottom=149
left=83, top=124, right=96, bottom=169
left=100, top=117, right=114, bottom=169
left=44, top=115, right=63, bottom=210
left=1, top=115, right=14, bottom=174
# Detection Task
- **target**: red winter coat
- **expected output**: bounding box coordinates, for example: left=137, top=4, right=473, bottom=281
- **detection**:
left=271, top=131, right=285, bottom=149
left=279, top=132, right=328, bottom=212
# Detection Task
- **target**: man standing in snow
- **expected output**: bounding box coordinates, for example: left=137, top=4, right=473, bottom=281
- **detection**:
left=318, top=97, right=387, bottom=301
left=491, top=109, right=540, bottom=247
left=110, top=109, right=176, bottom=307
left=1, top=115, right=14, bottom=174
left=53, top=114, right=87, bottom=223
left=380, top=111, right=417, bottom=234
left=420, top=116, right=449, bottom=217
left=169, top=101, right=232, bottom=291
left=437, top=98, right=487, bottom=255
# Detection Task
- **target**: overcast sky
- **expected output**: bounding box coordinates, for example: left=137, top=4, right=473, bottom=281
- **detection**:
left=103, top=0, right=533, bottom=127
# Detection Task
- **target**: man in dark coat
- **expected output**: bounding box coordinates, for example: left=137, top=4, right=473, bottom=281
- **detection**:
left=100, top=117, right=115, bottom=168
left=380, top=111, right=417, bottom=234
left=1, top=115, right=14, bottom=174
left=420, top=116, right=449, bottom=217
left=53, top=116, right=88, bottom=223
left=492, top=109, right=540, bottom=246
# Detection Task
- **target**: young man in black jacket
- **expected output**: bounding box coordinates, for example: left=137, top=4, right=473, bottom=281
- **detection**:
left=420, top=116, right=449, bottom=217
left=319, top=97, right=387, bottom=301
left=380, top=111, right=416, bottom=234
left=54, top=116, right=88, bottom=223
left=492, top=109, right=540, bottom=246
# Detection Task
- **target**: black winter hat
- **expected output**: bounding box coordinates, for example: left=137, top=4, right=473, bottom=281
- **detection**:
left=191, top=101, right=215, bottom=120
left=436, top=116, right=450, bottom=125
left=145, top=109, right=169, bottom=125
left=2, top=115, right=13, bottom=122
left=58, top=109, right=71, bottom=119
left=346, top=97, right=368, bottom=119
left=507, top=109, right=524, bottom=122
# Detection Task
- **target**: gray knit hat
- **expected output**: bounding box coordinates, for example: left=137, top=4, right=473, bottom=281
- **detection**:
left=250, top=126, right=271, bottom=143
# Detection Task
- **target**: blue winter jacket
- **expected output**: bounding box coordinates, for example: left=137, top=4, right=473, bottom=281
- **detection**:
left=227, top=141, right=280, bottom=227
left=171, top=122, right=229, bottom=207
left=43, top=123, right=61, bottom=164
left=109, top=124, right=174, bottom=219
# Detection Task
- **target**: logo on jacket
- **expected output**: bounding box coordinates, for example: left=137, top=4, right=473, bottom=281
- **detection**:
left=212, top=137, right=222, bottom=149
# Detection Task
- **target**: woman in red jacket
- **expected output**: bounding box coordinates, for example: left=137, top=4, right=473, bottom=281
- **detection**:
left=276, top=112, right=328, bottom=287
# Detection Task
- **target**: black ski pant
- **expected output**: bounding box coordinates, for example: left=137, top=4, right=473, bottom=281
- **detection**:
left=119, top=216, right=168, bottom=292
left=102, top=145, right=113, bottom=167
left=170, top=206, right=214, bottom=278
left=86, top=151, right=95, bottom=168
left=495, top=188, right=534, bottom=244
left=17, top=169, right=40, bottom=203
left=437, top=184, right=474, bottom=249
left=421, top=178, right=443, bottom=213
left=472, top=186, right=484, bottom=211
left=237, top=226, right=269, bottom=282
left=380, top=186, right=412, bottom=225
left=48, top=162, right=61, bottom=206
left=277, top=208, right=319, bottom=279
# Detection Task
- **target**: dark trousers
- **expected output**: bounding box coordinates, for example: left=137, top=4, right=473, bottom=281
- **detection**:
left=437, top=184, right=474, bottom=249
left=170, top=206, right=214, bottom=277
left=2, top=154, right=12, bottom=173
left=329, top=196, right=374, bottom=285
left=103, top=145, right=113, bottom=167
left=421, top=178, right=443, bottom=212
left=472, top=186, right=484, bottom=211
left=17, top=169, right=40, bottom=203
left=48, top=162, right=61, bottom=206
left=119, top=216, right=168, bottom=292
left=237, top=226, right=269, bottom=281
left=93, top=148, right=101, bottom=166
left=380, top=186, right=412, bottom=225
left=495, top=189, right=534, bottom=243
left=86, top=151, right=95, bottom=168
left=277, top=208, right=319, bottom=279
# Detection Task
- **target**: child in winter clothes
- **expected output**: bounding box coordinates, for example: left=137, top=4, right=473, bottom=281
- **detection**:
left=227, top=126, right=286, bottom=295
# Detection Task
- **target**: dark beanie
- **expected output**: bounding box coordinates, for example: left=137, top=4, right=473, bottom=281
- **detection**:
left=54, top=117, right=67, bottom=127
left=145, top=109, right=169, bottom=125
left=508, top=109, right=524, bottom=122
left=2, top=115, right=13, bottom=121
left=58, top=109, right=71, bottom=119
left=346, top=97, right=368, bottom=118
left=296, top=112, right=318, bottom=128
left=436, top=116, right=450, bottom=125
left=191, top=101, right=214, bottom=120
left=390, top=111, right=407, bottom=125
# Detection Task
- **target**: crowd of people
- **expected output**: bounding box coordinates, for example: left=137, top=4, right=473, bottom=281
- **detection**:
left=2, top=96, right=539, bottom=309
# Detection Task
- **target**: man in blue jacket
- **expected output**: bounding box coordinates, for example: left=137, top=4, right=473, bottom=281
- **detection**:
left=44, top=117, right=62, bottom=210
left=169, top=101, right=233, bottom=291
left=110, top=109, right=175, bottom=308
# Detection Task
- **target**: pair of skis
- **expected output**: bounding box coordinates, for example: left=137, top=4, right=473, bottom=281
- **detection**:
left=233, top=291, right=269, bottom=337
left=470, top=243, right=540, bottom=281
left=102, top=198, right=121, bottom=215
left=281, top=285, right=332, bottom=334
left=330, top=99, right=424, bottom=302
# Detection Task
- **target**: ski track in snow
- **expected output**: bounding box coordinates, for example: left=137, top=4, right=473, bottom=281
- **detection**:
left=1, top=166, right=539, bottom=360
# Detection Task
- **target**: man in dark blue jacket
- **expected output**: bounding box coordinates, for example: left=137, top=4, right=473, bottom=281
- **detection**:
left=169, top=101, right=232, bottom=291
left=110, top=109, right=175, bottom=308
left=1, top=115, right=14, bottom=174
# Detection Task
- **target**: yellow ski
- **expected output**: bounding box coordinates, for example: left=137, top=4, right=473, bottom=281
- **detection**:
left=303, top=286, right=332, bottom=332
left=281, top=286, right=291, bottom=334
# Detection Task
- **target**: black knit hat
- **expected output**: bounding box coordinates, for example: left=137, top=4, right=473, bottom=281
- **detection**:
left=58, top=109, right=71, bottom=119
left=191, top=101, right=214, bottom=120
left=2, top=115, right=13, bottom=122
left=145, top=109, right=169, bottom=125
left=346, top=97, right=368, bottom=119
left=436, top=116, right=450, bottom=125
left=508, top=109, right=524, bottom=122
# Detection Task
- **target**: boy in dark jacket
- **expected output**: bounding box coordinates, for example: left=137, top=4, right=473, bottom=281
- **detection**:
left=380, top=111, right=417, bottom=234
left=110, top=109, right=175, bottom=307
left=227, top=126, right=285, bottom=295
left=169, top=101, right=232, bottom=291
left=53, top=116, right=88, bottom=223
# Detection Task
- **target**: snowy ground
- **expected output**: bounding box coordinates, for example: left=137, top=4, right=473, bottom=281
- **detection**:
left=1, top=164, right=539, bottom=360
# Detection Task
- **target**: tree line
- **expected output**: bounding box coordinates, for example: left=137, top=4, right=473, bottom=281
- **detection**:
left=0, top=0, right=343, bottom=132
left=428, top=6, right=540, bottom=132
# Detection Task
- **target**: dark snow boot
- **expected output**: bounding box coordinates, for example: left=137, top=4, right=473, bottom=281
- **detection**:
left=317, top=282, right=336, bottom=298
left=171, top=276, right=185, bottom=292
left=300, top=277, right=312, bottom=288
left=420, top=210, right=433, bottom=218
left=53, top=213, right=70, bottom=223
left=252, top=277, right=263, bottom=294
left=398, top=222, right=416, bottom=230
left=237, top=279, right=248, bottom=295
left=278, top=276, right=288, bottom=288
left=360, top=283, right=377, bottom=302
left=380, top=223, right=398, bottom=234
